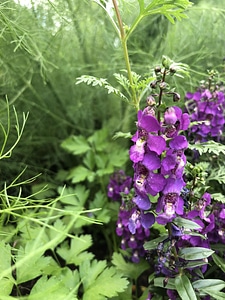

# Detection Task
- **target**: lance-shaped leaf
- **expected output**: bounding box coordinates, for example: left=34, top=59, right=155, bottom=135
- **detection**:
left=212, top=253, right=225, bottom=273
left=173, top=217, right=202, bottom=230
left=175, top=274, right=197, bottom=300
left=204, top=289, right=225, bottom=300
left=144, top=234, right=168, bottom=251
left=178, top=247, right=214, bottom=260
left=192, top=279, right=225, bottom=292
left=154, top=277, right=176, bottom=290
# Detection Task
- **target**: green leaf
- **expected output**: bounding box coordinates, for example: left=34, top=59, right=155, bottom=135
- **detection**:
left=80, top=259, right=129, bottom=300
left=173, top=217, right=202, bottom=230
left=207, top=168, right=225, bottom=185
left=144, top=0, right=193, bottom=24
left=83, top=150, right=95, bottom=170
left=89, top=191, right=110, bottom=223
left=192, top=279, right=225, bottom=291
left=61, top=135, right=90, bottom=155
left=112, top=131, right=132, bottom=140
left=58, top=185, right=89, bottom=207
left=184, top=260, right=209, bottom=269
left=76, top=75, right=128, bottom=101
left=204, top=289, right=225, bottom=300
left=189, top=140, right=225, bottom=156
left=29, top=273, right=79, bottom=300
left=16, top=244, right=54, bottom=284
left=56, top=235, right=94, bottom=266
left=112, top=252, right=149, bottom=280
left=144, top=234, right=168, bottom=251
left=211, top=193, right=225, bottom=203
left=67, top=165, right=94, bottom=183
left=178, top=247, right=214, bottom=260
left=0, top=242, right=14, bottom=296
left=109, top=148, right=128, bottom=168
left=154, top=277, right=176, bottom=290
left=212, top=253, right=225, bottom=273
left=175, top=274, right=197, bottom=300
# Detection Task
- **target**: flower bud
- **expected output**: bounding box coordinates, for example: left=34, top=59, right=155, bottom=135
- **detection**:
left=159, top=82, right=167, bottom=90
left=154, top=66, right=161, bottom=74
left=173, top=92, right=180, bottom=102
left=146, top=95, right=156, bottom=106
left=150, top=80, right=158, bottom=89
left=162, top=55, right=172, bottom=70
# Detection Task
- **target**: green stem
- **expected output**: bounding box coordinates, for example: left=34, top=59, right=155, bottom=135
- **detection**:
left=112, top=0, right=138, bottom=110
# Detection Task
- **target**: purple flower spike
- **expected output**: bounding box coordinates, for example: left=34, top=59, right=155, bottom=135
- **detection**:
left=137, top=110, right=160, bottom=132
left=133, top=193, right=151, bottom=210
left=141, top=212, right=155, bottom=229
left=129, top=139, right=146, bottom=162
left=169, top=135, right=188, bottom=150
left=147, top=135, right=166, bottom=155
left=142, top=151, right=161, bottom=171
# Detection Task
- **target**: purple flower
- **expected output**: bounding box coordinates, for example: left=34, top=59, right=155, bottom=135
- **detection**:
left=108, top=170, right=132, bottom=200
left=186, top=88, right=225, bottom=142
left=162, top=106, right=190, bottom=138
left=156, top=178, right=185, bottom=224
left=128, top=208, right=155, bottom=234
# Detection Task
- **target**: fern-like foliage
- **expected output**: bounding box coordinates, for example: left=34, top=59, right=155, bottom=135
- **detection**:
left=211, top=193, right=225, bottom=204
left=189, top=141, right=225, bottom=156
left=76, top=75, right=128, bottom=102
left=207, top=167, right=225, bottom=185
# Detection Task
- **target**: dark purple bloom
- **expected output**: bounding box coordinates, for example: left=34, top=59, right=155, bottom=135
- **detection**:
left=137, top=110, right=160, bottom=133
left=108, top=170, right=132, bottom=200
left=147, top=135, right=166, bottom=155
left=186, top=88, right=225, bottom=142
left=128, top=208, right=155, bottom=234
left=156, top=178, right=185, bottom=224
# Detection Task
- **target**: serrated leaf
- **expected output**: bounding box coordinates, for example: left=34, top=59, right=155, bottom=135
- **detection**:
left=88, top=128, right=108, bottom=146
left=144, top=0, right=192, bottom=24
left=16, top=249, right=53, bottom=284
left=109, top=149, right=128, bottom=167
left=61, top=135, right=90, bottom=155
left=56, top=235, right=94, bottom=266
left=112, top=252, right=149, bottom=280
left=208, top=168, right=225, bottom=185
left=58, top=185, right=89, bottom=208
left=0, top=242, right=14, bottom=295
left=83, top=150, right=95, bottom=170
left=192, top=279, right=225, bottom=291
left=112, top=131, right=132, bottom=140
left=80, top=259, right=129, bottom=300
left=67, top=165, right=94, bottom=183
left=89, top=191, right=110, bottom=223
left=212, top=253, right=225, bottom=273
left=173, top=217, right=202, bottom=230
left=211, top=193, right=225, bottom=203
left=29, top=274, right=78, bottom=300
left=189, top=140, right=225, bottom=156
left=76, top=75, right=128, bottom=101
left=175, top=274, right=197, bottom=300
left=178, top=247, right=214, bottom=260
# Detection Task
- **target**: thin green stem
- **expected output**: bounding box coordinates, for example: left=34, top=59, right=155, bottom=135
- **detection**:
left=112, top=0, right=138, bottom=110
